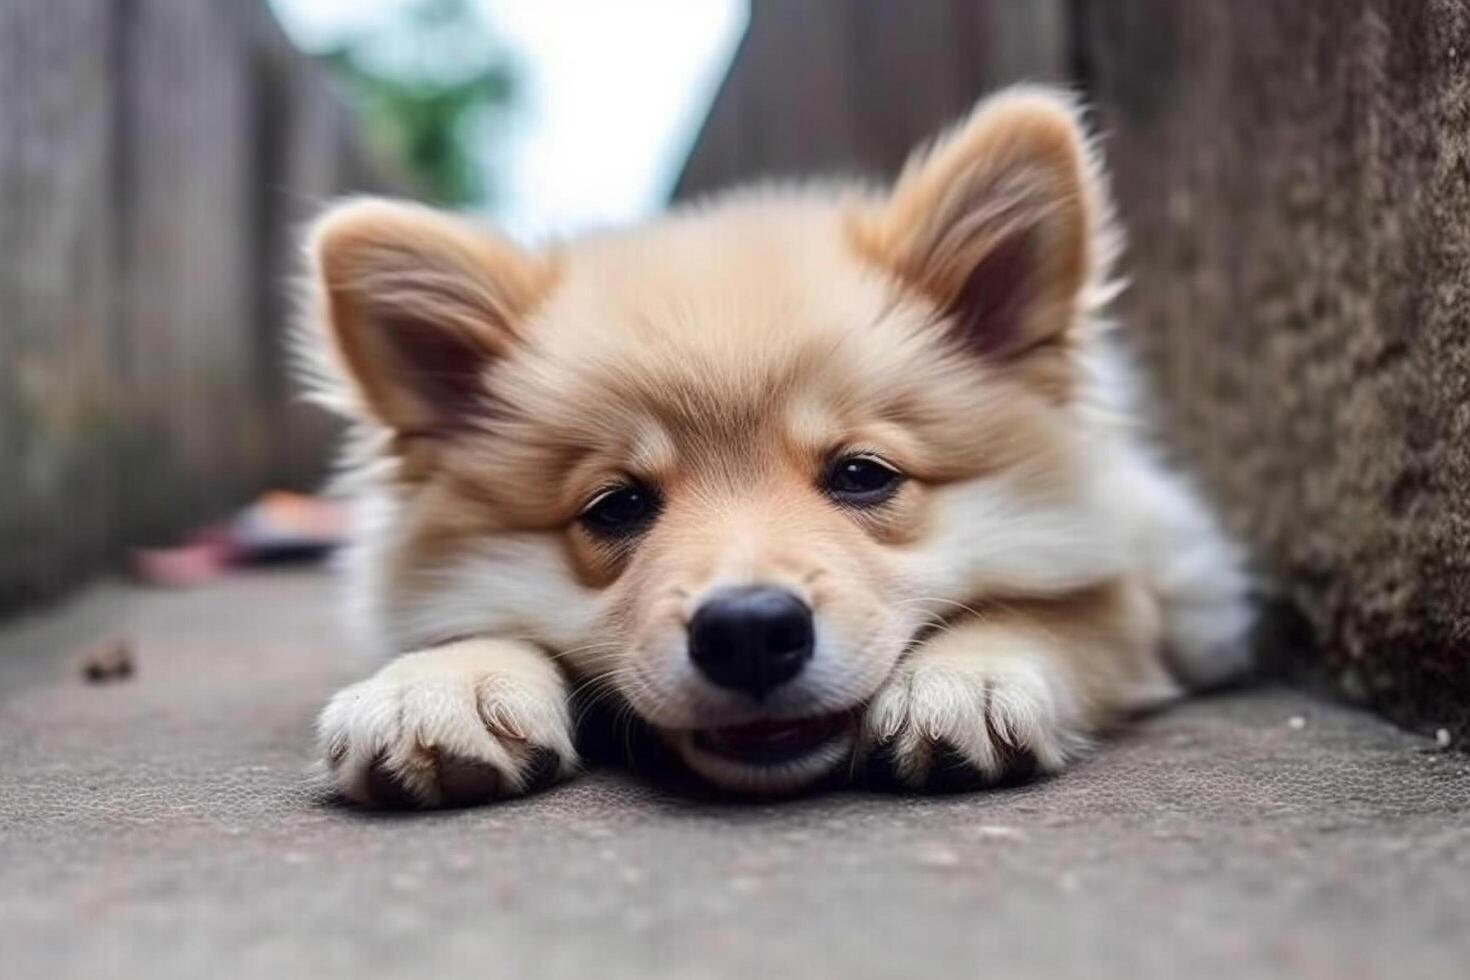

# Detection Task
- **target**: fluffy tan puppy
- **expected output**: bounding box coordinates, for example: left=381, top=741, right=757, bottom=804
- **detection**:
left=304, top=87, right=1252, bottom=806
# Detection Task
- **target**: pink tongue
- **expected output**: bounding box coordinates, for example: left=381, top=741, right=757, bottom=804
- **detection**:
left=713, top=714, right=845, bottom=750
left=696, top=714, right=847, bottom=764
left=729, top=719, right=803, bottom=739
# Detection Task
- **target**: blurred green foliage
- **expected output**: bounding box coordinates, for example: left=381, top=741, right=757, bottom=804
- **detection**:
left=320, top=0, right=516, bottom=206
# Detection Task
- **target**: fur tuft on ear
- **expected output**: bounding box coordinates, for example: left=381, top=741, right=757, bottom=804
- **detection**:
left=304, top=198, right=554, bottom=435
left=854, top=86, right=1117, bottom=363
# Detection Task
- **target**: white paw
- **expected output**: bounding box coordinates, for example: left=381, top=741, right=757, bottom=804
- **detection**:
left=317, top=643, right=576, bottom=808
left=862, top=653, right=1085, bottom=790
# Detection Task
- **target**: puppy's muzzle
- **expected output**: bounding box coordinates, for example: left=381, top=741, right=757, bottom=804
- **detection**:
left=687, top=586, right=814, bottom=698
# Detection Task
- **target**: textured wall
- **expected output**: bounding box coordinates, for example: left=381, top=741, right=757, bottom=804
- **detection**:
left=0, top=3, right=384, bottom=612
left=1082, top=0, right=1470, bottom=740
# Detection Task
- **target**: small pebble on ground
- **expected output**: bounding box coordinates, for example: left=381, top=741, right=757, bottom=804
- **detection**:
left=78, top=638, right=135, bottom=683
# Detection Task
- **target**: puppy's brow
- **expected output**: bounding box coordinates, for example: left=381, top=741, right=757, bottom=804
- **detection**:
left=627, top=421, right=678, bottom=476
left=785, top=397, right=844, bottom=456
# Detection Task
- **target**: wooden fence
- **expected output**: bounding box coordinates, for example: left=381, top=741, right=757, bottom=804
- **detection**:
left=677, top=0, right=1067, bottom=195
left=0, top=1, right=389, bottom=612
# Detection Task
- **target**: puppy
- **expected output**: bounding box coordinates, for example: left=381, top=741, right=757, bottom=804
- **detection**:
left=305, top=86, right=1252, bottom=806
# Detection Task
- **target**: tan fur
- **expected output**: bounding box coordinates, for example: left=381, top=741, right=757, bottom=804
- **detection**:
left=305, top=87, right=1252, bottom=805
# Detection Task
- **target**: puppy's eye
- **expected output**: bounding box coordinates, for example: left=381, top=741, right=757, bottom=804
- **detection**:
left=823, top=455, right=904, bottom=506
left=579, top=482, right=660, bottom=538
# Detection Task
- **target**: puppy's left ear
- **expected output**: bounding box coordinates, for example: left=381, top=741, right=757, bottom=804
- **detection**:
left=855, top=87, right=1113, bottom=363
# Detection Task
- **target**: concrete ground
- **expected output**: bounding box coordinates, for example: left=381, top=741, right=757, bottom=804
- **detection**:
left=2, top=569, right=1467, bottom=980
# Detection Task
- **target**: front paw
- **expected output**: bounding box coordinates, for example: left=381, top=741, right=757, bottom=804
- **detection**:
left=317, top=642, right=576, bottom=808
left=861, top=653, right=1083, bottom=792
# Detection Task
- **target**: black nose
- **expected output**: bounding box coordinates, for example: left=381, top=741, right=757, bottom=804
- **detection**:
left=688, top=586, right=815, bottom=698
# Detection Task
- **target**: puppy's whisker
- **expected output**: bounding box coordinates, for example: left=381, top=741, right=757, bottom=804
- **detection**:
left=894, top=595, right=988, bottom=622
left=547, top=640, right=625, bottom=668
left=568, top=666, right=642, bottom=731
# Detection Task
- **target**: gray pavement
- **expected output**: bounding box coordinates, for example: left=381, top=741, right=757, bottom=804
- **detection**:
left=2, top=569, right=1468, bottom=979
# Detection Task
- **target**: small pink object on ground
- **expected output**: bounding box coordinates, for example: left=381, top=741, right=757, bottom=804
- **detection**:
left=130, top=491, right=346, bottom=588
left=131, top=539, right=234, bottom=588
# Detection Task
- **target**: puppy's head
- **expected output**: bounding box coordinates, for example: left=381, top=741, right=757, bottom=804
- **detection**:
left=306, top=87, right=1121, bottom=793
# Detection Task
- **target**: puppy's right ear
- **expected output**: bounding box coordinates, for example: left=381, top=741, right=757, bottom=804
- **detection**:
left=853, top=88, right=1109, bottom=368
left=306, top=198, right=553, bottom=434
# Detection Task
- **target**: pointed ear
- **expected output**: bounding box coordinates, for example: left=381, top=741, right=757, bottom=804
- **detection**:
left=854, top=87, right=1112, bottom=362
left=306, top=198, right=554, bottom=434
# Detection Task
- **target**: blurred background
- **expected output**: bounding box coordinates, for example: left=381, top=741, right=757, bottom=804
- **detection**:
left=2, top=0, right=1467, bottom=746
left=4, top=4, right=1469, bottom=977
left=0, top=0, right=746, bottom=614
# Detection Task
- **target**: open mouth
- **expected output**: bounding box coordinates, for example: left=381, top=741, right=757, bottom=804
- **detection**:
left=693, top=712, right=851, bottom=766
